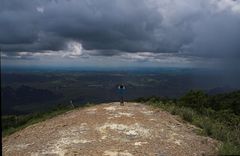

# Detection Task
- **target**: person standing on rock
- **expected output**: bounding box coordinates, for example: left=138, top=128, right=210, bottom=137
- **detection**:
left=118, top=84, right=126, bottom=106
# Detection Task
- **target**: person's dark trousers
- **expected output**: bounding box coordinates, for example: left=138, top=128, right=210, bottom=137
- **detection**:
left=120, top=95, right=124, bottom=106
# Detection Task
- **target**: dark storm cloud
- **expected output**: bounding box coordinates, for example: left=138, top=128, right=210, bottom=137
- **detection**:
left=0, top=0, right=240, bottom=59
left=182, top=11, right=240, bottom=58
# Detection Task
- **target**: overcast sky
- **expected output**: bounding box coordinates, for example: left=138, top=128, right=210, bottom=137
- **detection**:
left=1, top=0, right=240, bottom=68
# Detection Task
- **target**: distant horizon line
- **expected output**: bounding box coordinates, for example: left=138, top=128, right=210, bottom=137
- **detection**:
left=1, top=65, right=208, bottom=69
left=1, top=65, right=217, bottom=74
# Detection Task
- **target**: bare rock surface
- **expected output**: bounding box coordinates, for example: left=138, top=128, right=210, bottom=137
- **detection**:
left=2, top=102, right=220, bottom=156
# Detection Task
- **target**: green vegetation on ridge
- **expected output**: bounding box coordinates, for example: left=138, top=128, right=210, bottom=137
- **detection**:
left=135, top=90, right=240, bottom=155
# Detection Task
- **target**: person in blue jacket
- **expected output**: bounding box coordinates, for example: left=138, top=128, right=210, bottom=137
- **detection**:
left=118, top=84, right=126, bottom=106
